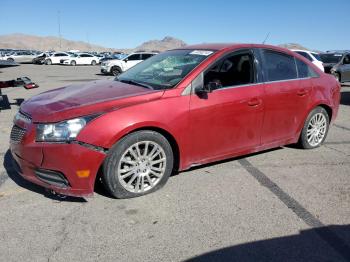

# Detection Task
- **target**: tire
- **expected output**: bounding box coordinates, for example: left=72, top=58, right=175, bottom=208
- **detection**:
left=70, top=60, right=76, bottom=66
left=102, top=130, right=174, bottom=199
left=7, top=58, right=14, bottom=62
left=111, top=66, right=122, bottom=76
left=45, top=59, right=52, bottom=65
left=333, top=72, right=341, bottom=83
left=91, top=60, right=96, bottom=66
left=298, top=107, right=329, bottom=149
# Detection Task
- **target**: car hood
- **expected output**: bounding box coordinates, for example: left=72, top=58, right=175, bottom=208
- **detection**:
left=20, top=80, right=163, bottom=122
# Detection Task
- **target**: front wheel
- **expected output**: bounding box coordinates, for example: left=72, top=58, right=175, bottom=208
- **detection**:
left=102, top=131, right=174, bottom=198
left=70, top=60, right=76, bottom=66
left=111, top=66, right=122, bottom=76
left=298, top=107, right=329, bottom=149
left=7, top=58, right=14, bottom=62
left=91, top=60, right=96, bottom=66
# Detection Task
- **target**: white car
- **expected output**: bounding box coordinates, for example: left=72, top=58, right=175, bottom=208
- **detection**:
left=100, top=52, right=157, bottom=76
left=61, top=53, right=100, bottom=66
left=2, top=51, right=37, bottom=63
left=292, top=49, right=324, bottom=72
left=44, top=52, right=71, bottom=65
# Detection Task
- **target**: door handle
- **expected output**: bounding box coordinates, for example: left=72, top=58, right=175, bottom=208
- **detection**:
left=297, top=89, right=309, bottom=96
left=247, top=98, right=261, bottom=107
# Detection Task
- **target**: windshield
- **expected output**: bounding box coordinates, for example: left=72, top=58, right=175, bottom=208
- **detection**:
left=116, top=49, right=213, bottom=90
left=320, top=53, right=343, bottom=63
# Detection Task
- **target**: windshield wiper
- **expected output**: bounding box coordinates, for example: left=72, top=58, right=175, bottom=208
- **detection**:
left=118, top=79, right=154, bottom=90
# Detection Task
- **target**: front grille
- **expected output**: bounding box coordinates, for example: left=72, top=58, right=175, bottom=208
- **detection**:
left=10, top=125, right=26, bottom=143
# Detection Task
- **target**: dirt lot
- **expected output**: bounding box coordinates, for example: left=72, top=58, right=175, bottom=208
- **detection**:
left=0, top=64, right=350, bottom=262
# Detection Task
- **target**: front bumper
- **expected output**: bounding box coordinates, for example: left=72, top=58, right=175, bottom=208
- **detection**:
left=100, top=65, right=110, bottom=74
left=10, top=124, right=106, bottom=197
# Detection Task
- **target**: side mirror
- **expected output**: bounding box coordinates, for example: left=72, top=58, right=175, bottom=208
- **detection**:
left=194, top=82, right=218, bottom=95
left=124, top=58, right=128, bottom=62
left=344, top=58, right=350, bottom=64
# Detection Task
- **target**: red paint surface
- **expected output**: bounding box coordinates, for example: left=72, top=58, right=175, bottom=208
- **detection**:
left=10, top=44, right=340, bottom=197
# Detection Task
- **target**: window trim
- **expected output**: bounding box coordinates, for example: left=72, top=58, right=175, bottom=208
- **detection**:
left=203, top=49, right=259, bottom=92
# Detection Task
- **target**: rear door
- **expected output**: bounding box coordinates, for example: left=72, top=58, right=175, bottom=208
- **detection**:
left=259, top=49, right=313, bottom=144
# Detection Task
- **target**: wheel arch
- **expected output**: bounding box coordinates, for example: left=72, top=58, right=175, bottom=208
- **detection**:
left=318, top=104, right=333, bottom=122
left=94, top=125, right=181, bottom=192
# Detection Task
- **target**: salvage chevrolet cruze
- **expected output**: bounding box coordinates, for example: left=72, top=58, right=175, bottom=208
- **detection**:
left=10, top=44, right=340, bottom=198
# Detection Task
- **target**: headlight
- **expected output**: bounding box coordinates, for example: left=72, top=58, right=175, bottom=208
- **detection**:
left=36, top=117, right=91, bottom=142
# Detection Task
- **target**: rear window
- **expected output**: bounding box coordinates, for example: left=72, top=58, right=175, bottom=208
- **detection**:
left=262, top=50, right=297, bottom=81
left=296, top=51, right=313, bottom=62
left=296, top=59, right=319, bottom=78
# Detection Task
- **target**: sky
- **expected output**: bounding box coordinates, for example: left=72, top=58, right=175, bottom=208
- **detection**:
left=1, top=0, right=349, bottom=51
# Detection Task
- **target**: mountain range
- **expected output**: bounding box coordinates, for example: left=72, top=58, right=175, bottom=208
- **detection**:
left=0, top=33, right=310, bottom=52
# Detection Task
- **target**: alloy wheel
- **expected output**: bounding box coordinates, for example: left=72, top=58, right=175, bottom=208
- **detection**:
left=306, top=113, right=327, bottom=147
left=117, top=141, right=167, bottom=193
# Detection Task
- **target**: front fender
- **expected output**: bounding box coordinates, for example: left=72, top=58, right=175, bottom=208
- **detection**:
left=76, top=93, right=190, bottom=148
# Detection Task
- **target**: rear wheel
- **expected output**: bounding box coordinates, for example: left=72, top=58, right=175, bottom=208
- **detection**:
left=91, top=60, right=96, bottom=66
left=45, top=59, right=52, bottom=65
left=70, top=60, right=76, bottom=66
left=111, top=66, right=122, bottom=76
left=102, top=130, right=174, bottom=198
left=298, top=107, right=329, bottom=149
left=7, top=58, right=14, bottom=62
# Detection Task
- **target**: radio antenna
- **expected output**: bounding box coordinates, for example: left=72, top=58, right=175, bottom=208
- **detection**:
left=262, top=32, right=270, bottom=44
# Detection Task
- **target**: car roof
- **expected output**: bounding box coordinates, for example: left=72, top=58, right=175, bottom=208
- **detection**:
left=174, top=43, right=295, bottom=54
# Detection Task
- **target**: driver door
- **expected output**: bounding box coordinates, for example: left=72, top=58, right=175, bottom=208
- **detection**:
left=188, top=50, right=264, bottom=163
left=124, top=54, right=142, bottom=70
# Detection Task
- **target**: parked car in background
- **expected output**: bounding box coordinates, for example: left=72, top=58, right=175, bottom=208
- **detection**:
left=45, top=52, right=71, bottom=65
left=32, top=52, right=49, bottom=64
left=292, top=49, right=324, bottom=72
left=100, top=52, right=157, bottom=76
left=10, top=44, right=340, bottom=199
left=3, top=51, right=37, bottom=63
left=99, top=53, right=127, bottom=63
left=61, top=53, right=100, bottom=66
left=320, top=52, right=350, bottom=82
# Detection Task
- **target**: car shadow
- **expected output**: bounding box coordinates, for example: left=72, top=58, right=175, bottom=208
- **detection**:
left=3, top=150, right=86, bottom=202
left=0, top=95, right=24, bottom=111
left=340, top=91, right=350, bottom=106
left=185, top=224, right=350, bottom=262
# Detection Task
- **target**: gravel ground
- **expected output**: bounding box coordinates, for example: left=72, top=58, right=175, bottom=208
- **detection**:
left=0, top=64, right=349, bottom=262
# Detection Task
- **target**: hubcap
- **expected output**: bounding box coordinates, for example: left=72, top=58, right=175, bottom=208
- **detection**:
left=117, top=141, right=166, bottom=193
left=307, top=113, right=327, bottom=147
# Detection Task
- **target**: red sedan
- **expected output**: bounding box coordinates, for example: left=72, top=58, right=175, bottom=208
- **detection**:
left=10, top=44, right=340, bottom=198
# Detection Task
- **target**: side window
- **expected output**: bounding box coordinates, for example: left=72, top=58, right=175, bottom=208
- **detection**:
left=141, top=54, right=153, bottom=60
left=204, top=51, right=255, bottom=89
left=127, top=54, right=141, bottom=61
left=296, top=59, right=319, bottom=78
left=80, top=54, right=88, bottom=57
left=262, top=50, right=297, bottom=81
left=296, top=51, right=313, bottom=62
